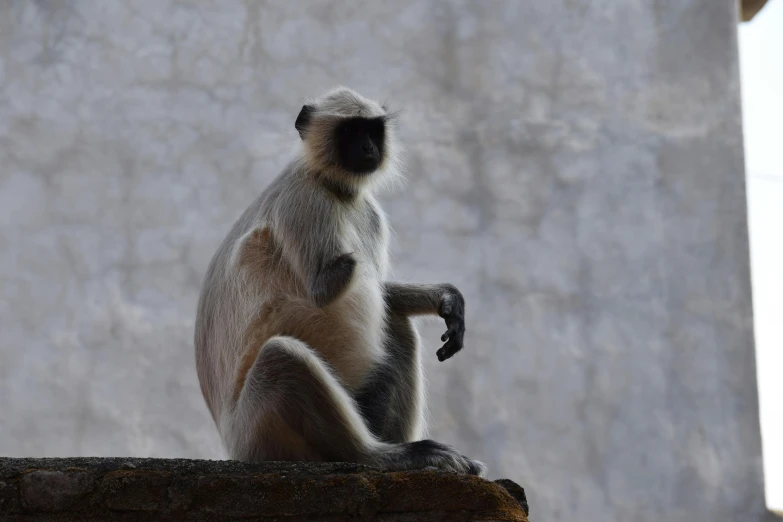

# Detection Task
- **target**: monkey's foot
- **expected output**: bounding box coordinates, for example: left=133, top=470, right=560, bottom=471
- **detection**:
left=382, top=439, right=487, bottom=477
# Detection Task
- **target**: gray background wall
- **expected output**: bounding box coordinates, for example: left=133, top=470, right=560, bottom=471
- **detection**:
left=0, top=1, right=769, bottom=520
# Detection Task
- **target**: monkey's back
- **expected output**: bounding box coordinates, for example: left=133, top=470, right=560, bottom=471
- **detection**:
left=194, top=165, right=390, bottom=429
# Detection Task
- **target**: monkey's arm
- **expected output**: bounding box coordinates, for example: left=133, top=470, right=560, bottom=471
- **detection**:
left=275, top=190, right=356, bottom=308
left=309, top=253, right=356, bottom=307
left=383, top=283, right=465, bottom=361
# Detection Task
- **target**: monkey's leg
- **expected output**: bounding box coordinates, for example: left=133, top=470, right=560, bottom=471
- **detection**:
left=355, top=282, right=466, bottom=443
left=355, top=312, right=423, bottom=443
left=229, top=336, right=484, bottom=475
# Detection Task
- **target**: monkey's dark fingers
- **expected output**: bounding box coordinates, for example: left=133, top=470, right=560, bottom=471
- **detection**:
left=436, top=345, right=455, bottom=362
left=436, top=337, right=463, bottom=362
left=441, top=327, right=457, bottom=342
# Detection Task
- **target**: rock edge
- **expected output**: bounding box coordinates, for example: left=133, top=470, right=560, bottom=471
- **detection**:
left=0, top=457, right=528, bottom=521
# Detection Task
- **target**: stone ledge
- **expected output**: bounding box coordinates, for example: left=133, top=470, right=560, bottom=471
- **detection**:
left=0, top=457, right=529, bottom=521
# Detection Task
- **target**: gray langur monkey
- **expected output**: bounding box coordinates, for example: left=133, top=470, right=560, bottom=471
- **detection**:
left=194, top=87, right=485, bottom=476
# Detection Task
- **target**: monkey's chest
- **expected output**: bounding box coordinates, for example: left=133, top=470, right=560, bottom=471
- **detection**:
left=342, top=214, right=388, bottom=279
left=299, top=273, right=386, bottom=390
left=271, top=214, right=389, bottom=389
left=306, top=223, right=388, bottom=389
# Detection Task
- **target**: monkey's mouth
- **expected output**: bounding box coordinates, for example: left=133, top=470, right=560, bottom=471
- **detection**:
left=347, top=157, right=381, bottom=175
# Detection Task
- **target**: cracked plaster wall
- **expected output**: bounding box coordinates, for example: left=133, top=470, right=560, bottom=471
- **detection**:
left=0, top=1, right=767, bottom=521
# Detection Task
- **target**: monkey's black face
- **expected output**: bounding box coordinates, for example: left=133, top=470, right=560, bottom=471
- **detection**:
left=334, top=117, right=386, bottom=175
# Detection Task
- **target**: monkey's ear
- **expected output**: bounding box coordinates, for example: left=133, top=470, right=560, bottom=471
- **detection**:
left=295, top=105, right=315, bottom=140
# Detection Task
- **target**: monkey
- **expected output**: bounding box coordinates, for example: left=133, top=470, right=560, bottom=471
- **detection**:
left=194, top=87, right=485, bottom=476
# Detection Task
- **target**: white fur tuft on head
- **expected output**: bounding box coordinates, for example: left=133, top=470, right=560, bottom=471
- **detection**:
left=307, top=86, right=387, bottom=119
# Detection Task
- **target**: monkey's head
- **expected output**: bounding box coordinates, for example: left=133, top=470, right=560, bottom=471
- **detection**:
left=295, top=87, right=401, bottom=187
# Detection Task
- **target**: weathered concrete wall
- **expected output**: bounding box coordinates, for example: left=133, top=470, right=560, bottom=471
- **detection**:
left=0, top=1, right=766, bottom=521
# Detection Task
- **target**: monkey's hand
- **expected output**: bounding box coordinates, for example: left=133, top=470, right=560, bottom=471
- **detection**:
left=311, top=253, right=357, bottom=308
left=436, top=284, right=465, bottom=362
